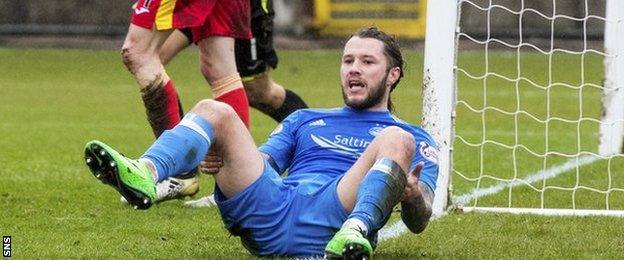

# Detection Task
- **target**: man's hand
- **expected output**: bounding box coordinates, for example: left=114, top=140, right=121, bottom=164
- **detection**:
left=199, top=150, right=223, bottom=174
left=401, top=161, right=424, bottom=202
left=400, top=161, right=434, bottom=234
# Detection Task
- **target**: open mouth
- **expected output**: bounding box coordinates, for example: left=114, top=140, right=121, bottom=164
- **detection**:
left=348, top=79, right=366, bottom=89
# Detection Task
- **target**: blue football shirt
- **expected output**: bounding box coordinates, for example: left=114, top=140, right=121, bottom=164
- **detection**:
left=259, top=106, right=439, bottom=193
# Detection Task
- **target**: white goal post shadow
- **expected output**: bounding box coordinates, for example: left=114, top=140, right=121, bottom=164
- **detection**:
left=421, top=0, right=624, bottom=218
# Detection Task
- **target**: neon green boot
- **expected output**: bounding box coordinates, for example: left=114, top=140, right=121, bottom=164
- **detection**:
left=84, top=140, right=156, bottom=209
left=324, top=227, right=373, bottom=259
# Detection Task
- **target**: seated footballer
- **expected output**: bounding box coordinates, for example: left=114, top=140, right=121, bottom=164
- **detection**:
left=84, top=27, right=439, bottom=259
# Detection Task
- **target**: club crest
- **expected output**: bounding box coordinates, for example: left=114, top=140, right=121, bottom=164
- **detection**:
left=419, top=141, right=439, bottom=165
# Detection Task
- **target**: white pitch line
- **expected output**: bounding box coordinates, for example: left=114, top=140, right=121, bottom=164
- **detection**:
left=378, top=154, right=599, bottom=242
left=377, top=218, right=408, bottom=242
left=452, top=154, right=598, bottom=206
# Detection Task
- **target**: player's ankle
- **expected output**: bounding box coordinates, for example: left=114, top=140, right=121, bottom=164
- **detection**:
left=342, top=218, right=369, bottom=236
left=139, top=158, right=159, bottom=182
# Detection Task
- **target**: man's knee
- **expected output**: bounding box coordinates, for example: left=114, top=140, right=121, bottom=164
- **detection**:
left=199, top=56, right=217, bottom=82
left=191, top=99, right=238, bottom=126
left=377, top=126, right=416, bottom=159
left=121, top=42, right=166, bottom=88
left=121, top=45, right=137, bottom=73
left=120, top=34, right=145, bottom=72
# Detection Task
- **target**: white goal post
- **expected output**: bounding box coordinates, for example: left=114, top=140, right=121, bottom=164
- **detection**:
left=424, top=0, right=624, bottom=217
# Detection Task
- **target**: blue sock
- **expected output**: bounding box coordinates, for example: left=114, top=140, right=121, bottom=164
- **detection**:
left=141, top=113, right=214, bottom=182
left=347, top=158, right=407, bottom=234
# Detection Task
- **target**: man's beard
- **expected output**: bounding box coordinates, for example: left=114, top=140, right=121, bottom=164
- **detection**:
left=342, top=74, right=388, bottom=110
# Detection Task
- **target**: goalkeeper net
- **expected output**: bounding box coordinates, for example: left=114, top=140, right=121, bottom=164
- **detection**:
left=425, top=0, right=624, bottom=216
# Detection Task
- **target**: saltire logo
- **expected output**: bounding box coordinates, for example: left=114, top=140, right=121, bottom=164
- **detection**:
left=310, top=134, right=361, bottom=157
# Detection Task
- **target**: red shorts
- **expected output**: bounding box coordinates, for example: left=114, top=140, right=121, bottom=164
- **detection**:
left=191, top=0, right=251, bottom=42
left=131, top=0, right=251, bottom=41
left=131, top=0, right=215, bottom=30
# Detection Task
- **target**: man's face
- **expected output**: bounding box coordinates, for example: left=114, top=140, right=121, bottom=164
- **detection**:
left=340, top=36, right=391, bottom=111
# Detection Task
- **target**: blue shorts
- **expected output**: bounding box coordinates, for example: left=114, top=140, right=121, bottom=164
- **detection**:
left=213, top=160, right=348, bottom=257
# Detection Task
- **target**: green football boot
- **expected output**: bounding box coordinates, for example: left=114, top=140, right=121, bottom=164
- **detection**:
left=324, top=227, right=373, bottom=260
left=84, top=140, right=156, bottom=209
left=120, top=174, right=200, bottom=205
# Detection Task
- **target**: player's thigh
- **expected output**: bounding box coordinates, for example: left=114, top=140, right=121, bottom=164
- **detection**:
left=122, top=24, right=171, bottom=56
left=197, top=37, right=237, bottom=82
left=213, top=123, right=265, bottom=198
left=159, top=29, right=191, bottom=65
left=189, top=100, right=264, bottom=198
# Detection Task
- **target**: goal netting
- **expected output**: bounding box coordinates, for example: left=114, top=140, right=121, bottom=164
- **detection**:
left=424, top=0, right=624, bottom=216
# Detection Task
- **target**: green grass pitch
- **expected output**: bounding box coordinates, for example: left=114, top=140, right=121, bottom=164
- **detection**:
left=1, top=47, right=623, bottom=258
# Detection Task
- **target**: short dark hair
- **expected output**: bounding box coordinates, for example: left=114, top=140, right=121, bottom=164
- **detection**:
left=352, top=27, right=404, bottom=92
left=351, top=27, right=405, bottom=112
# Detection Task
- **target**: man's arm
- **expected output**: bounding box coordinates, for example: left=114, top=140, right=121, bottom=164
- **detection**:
left=400, top=181, right=434, bottom=234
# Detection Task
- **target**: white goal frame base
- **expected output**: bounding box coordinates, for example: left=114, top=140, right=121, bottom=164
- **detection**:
left=462, top=207, right=624, bottom=217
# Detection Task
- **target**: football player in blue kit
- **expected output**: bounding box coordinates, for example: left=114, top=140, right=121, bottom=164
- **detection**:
left=83, top=27, right=439, bottom=258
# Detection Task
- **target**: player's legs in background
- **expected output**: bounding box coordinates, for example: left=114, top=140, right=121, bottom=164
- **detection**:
left=159, top=19, right=308, bottom=126
left=160, top=28, right=253, bottom=129
left=325, top=126, right=414, bottom=258
left=121, top=24, right=180, bottom=137
left=243, top=69, right=308, bottom=122
left=147, top=28, right=191, bottom=134
left=127, top=0, right=219, bottom=136
left=198, top=37, right=250, bottom=128
left=242, top=71, right=285, bottom=117
left=194, top=0, right=252, bottom=128
left=238, top=0, right=308, bottom=122
left=159, top=29, right=192, bottom=66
